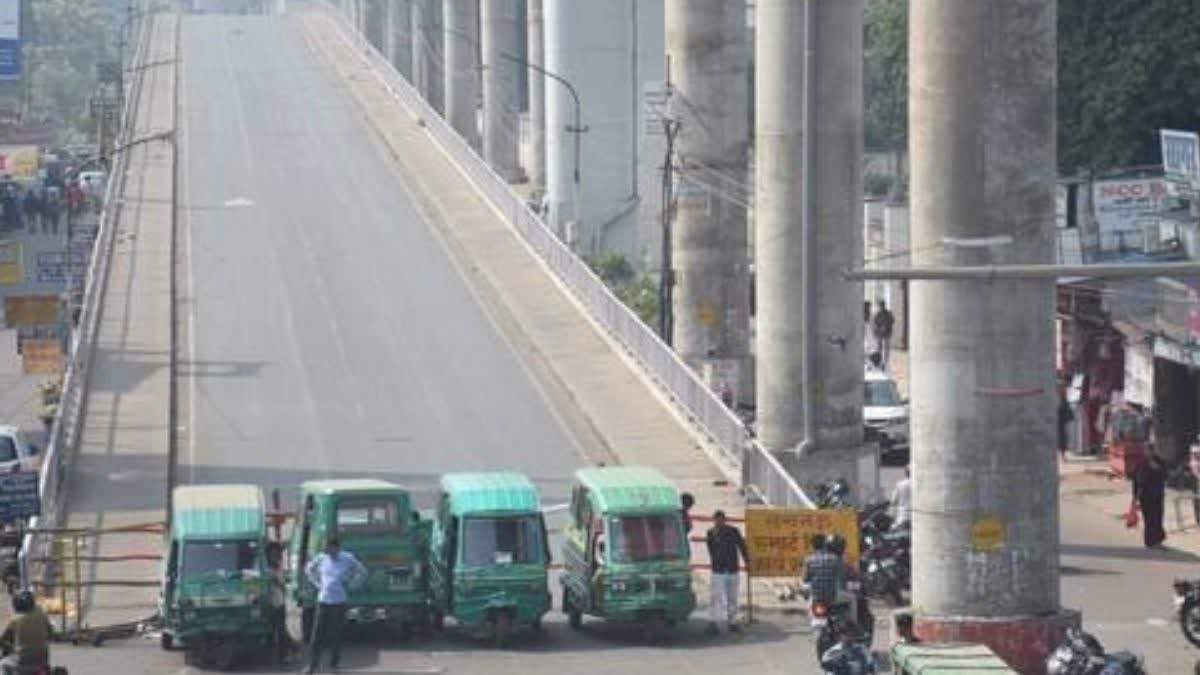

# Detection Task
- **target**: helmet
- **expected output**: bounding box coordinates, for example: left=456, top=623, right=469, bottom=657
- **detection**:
left=827, top=534, right=847, bottom=557
left=11, top=590, right=34, bottom=613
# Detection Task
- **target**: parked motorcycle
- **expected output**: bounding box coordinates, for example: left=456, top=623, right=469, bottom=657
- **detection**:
left=811, top=580, right=874, bottom=662
left=819, top=633, right=876, bottom=674
left=1175, top=578, right=1200, bottom=648
left=859, top=546, right=905, bottom=607
left=815, top=480, right=853, bottom=509
left=1045, top=627, right=1145, bottom=675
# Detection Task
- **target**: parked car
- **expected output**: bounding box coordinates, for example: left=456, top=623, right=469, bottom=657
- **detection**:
left=864, top=369, right=909, bottom=464
left=0, top=425, right=40, bottom=474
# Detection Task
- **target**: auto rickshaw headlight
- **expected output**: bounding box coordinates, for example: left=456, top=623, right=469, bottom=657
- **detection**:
left=609, top=579, right=628, bottom=593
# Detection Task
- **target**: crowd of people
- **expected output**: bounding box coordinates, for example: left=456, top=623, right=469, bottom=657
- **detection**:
left=0, top=165, right=104, bottom=236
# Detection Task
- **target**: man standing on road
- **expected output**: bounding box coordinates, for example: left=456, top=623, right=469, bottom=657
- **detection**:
left=872, top=300, right=895, bottom=366
left=705, top=510, right=749, bottom=635
left=890, top=466, right=912, bottom=529
left=304, top=537, right=366, bottom=674
left=0, top=591, right=54, bottom=675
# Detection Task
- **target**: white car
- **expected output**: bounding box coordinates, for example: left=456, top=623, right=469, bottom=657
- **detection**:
left=864, top=367, right=909, bottom=464
left=0, top=426, right=40, bottom=474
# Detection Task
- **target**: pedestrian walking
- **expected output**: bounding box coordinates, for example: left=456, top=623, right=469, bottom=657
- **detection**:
left=872, top=300, right=895, bottom=366
left=303, top=537, right=366, bottom=674
left=66, top=182, right=84, bottom=219
left=42, top=189, right=61, bottom=235
left=681, top=492, right=695, bottom=535
left=705, top=510, right=749, bottom=635
left=1134, top=453, right=1167, bottom=549
left=1, top=189, right=19, bottom=232
left=21, top=190, right=38, bottom=232
left=1057, top=386, right=1074, bottom=460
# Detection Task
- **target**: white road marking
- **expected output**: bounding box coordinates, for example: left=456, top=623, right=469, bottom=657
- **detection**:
left=222, top=197, right=255, bottom=207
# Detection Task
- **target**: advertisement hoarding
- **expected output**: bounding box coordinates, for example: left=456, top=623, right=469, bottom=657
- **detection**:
left=1091, top=178, right=1168, bottom=252
left=0, top=145, right=37, bottom=180
left=1162, top=129, right=1200, bottom=186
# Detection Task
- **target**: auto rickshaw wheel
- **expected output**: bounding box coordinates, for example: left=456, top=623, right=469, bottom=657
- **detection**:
left=160, top=631, right=174, bottom=651
left=212, top=639, right=238, bottom=672
left=431, top=609, right=445, bottom=632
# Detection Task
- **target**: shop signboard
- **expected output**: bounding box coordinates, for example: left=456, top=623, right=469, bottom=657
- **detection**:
left=0, top=240, right=22, bottom=286
left=0, top=471, right=38, bottom=521
left=1092, top=178, right=1168, bottom=252
left=1162, top=129, right=1200, bottom=187
left=0, top=145, right=38, bottom=180
left=1124, top=345, right=1154, bottom=409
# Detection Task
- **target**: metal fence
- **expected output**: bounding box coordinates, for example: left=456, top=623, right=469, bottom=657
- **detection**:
left=320, top=4, right=812, bottom=509
left=18, top=7, right=158, bottom=588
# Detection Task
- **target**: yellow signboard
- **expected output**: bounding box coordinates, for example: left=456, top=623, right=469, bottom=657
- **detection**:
left=5, top=295, right=59, bottom=327
left=744, top=507, right=860, bottom=578
left=970, top=516, right=1006, bottom=551
left=0, top=145, right=39, bottom=180
left=0, top=241, right=22, bottom=286
left=22, top=339, right=63, bottom=375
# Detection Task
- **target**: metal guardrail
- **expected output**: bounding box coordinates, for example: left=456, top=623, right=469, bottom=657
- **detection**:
left=318, top=4, right=813, bottom=509
left=18, top=6, right=160, bottom=589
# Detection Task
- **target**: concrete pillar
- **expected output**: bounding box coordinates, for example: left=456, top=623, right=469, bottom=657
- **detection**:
left=755, top=0, right=865, bottom=457
left=482, top=0, right=522, bottom=181
left=908, top=1, right=1076, bottom=671
left=389, top=0, right=414, bottom=79
left=525, top=0, right=546, bottom=192
left=666, top=0, right=752, bottom=404
left=412, top=0, right=445, bottom=114
left=444, top=0, right=480, bottom=146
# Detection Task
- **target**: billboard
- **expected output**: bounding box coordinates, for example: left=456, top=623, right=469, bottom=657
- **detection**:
left=0, top=240, right=22, bottom=285
left=1162, top=129, right=1200, bottom=186
left=1091, top=178, right=1168, bottom=252
left=0, top=0, right=19, bottom=81
left=0, top=145, right=37, bottom=180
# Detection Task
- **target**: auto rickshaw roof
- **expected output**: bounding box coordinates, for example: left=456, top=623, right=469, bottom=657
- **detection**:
left=575, top=466, right=680, bottom=515
left=300, top=478, right=408, bottom=496
left=890, top=643, right=1018, bottom=674
left=171, top=484, right=265, bottom=541
left=440, top=472, right=539, bottom=516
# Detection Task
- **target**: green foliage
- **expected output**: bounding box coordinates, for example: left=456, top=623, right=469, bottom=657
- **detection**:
left=1058, top=0, right=1200, bottom=174
left=863, top=0, right=907, bottom=155
left=863, top=0, right=1200, bottom=175
left=25, top=0, right=117, bottom=134
left=586, top=253, right=660, bottom=327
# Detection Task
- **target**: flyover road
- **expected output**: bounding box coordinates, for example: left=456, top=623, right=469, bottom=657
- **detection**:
left=51, top=11, right=830, bottom=675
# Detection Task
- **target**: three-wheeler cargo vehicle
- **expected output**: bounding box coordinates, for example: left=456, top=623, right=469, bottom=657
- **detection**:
left=159, top=484, right=285, bottom=670
left=559, top=466, right=695, bottom=641
left=285, top=479, right=431, bottom=642
left=891, top=642, right=1020, bottom=675
left=429, top=472, right=551, bottom=645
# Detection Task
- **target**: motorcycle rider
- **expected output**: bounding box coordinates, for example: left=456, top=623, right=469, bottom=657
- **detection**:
left=825, top=534, right=865, bottom=629
left=803, top=534, right=842, bottom=612
left=0, top=591, right=54, bottom=675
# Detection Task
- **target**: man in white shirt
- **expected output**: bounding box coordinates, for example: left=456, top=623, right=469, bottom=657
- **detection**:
left=303, top=537, right=366, bottom=673
left=890, top=466, right=912, bottom=529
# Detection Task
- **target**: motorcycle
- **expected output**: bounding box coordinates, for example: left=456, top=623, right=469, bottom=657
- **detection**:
left=816, top=480, right=853, bottom=509
left=859, top=546, right=905, bottom=607
left=819, top=636, right=876, bottom=674
left=811, top=580, right=874, bottom=661
left=1045, top=627, right=1145, bottom=675
left=1175, top=578, right=1200, bottom=648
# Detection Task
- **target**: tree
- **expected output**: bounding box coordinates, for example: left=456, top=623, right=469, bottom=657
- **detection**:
left=1058, top=0, right=1200, bottom=174
left=864, top=0, right=907, bottom=194
left=24, top=0, right=117, bottom=137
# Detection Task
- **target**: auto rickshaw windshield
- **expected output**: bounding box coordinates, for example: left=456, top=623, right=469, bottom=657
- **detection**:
left=181, top=539, right=259, bottom=578
left=608, top=514, right=685, bottom=564
left=461, top=515, right=543, bottom=566
left=337, top=496, right=404, bottom=535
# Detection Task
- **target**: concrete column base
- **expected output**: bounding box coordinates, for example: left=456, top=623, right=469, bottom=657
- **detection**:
left=776, top=443, right=880, bottom=504
left=914, top=610, right=1080, bottom=675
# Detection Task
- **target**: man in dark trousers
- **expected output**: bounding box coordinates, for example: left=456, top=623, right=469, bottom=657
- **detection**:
left=705, top=510, right=749, bottom=635
left=872, top=300, right=895, bottom=366
left=303, top=537, right=366, bottom=673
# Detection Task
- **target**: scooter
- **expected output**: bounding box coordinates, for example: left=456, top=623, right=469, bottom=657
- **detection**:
left=810, top=581, right=874, bottom=662
left=1045, top=627, right=1145, bottom=675
left=1175, top=578, right=1200, bottom=648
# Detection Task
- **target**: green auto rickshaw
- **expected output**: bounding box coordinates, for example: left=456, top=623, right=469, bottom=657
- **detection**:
left=560, top=466, right=695, bottom=641
left=159, top=484, right=285, bottom=670
left=429, top=472, right=551, bottom=645
left=891, top=642, right=1020, bottom=674
left=285, top=479, right=431, bottom=642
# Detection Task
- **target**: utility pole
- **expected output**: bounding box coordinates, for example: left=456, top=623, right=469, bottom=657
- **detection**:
left=525, top=0, right=546, bottom=192
left=665, top=0, right=752, bottom=406
left=755, top=1, right=872, bottom=491
left=481, top=0, right=522, bottom=181
left=907, top=1, right=1077, bottom=670
left=443, top=0, right=480, bottom=147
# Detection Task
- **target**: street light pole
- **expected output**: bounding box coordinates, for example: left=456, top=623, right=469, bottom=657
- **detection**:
left=502, top=53, right=586, bottom=234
